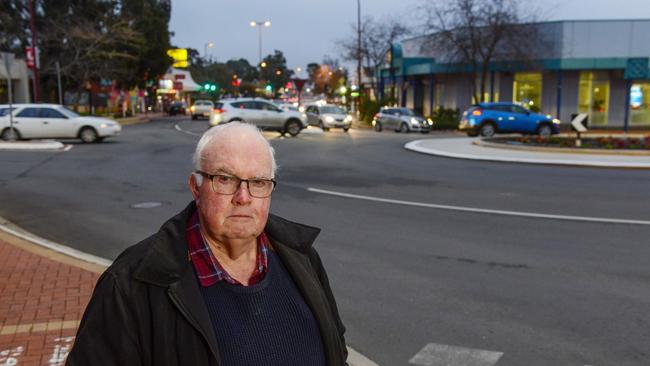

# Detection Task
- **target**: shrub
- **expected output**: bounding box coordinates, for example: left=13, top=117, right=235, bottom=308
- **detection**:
left=427, top=107, right=460, bottom=130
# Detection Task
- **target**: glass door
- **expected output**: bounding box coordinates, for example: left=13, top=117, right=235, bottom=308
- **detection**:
left=578, top=72, right=610, bottom=126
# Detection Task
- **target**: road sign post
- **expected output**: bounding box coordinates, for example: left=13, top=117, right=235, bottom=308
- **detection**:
left=2, top=52, right=16, bottom=141
left=571, top=113, right=588, bottom=147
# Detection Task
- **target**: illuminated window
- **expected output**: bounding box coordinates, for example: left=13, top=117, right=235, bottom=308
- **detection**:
left=513, top=72, right=542, bottom=112
left=578, top=72, right=610, bottom=126
left=630, top=83, right=650, bottom=125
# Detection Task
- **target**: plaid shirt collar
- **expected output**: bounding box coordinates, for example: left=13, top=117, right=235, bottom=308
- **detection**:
left=186, top=209, right=270, bottom=287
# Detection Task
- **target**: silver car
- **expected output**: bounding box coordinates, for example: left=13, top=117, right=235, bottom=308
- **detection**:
left=372, top=107, right=432, bottom=133
left=210, top=98, right=307, bottom=136
left=0, top=104, right=121, bottom=142
left=305, top=104, right=352, bottom=132
left=190, top=100, right=214, bottom=120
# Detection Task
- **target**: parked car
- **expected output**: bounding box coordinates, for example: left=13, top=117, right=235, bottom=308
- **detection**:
left=167, top=101, right=187, bottom=116
left=210, top=98, right=308, bottom=137
left=274, top=102, right=299, bottom=112
left=372, top=107, right=432, bottom=133
left=459, top=102, right=560, bottom=137
left=0, top=104, right=121, bottom=143
left=304, top=104, right=352, bottom=131
left=190, top=100, right=214, bottom=120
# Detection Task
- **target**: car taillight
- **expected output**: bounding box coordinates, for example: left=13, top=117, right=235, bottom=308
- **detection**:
left=190, top=106, right=195, bottom=112
left=213, top=108, right=225, bottom=114
left=472, top=109, right=482, bottom=116
left=374, top=113, right=379, bottom=119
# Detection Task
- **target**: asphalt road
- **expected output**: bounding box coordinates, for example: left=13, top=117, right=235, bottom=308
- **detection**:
left=1, top=117, right=649, bottom=365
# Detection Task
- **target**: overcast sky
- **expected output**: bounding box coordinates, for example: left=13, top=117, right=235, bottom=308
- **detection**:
left=170, top=0, right=650, bottom=74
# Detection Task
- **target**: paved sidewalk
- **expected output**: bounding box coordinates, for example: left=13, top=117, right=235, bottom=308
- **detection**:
left=0, top=231, right=103, bottom=365
left=405, top=137, right=650, bottom=168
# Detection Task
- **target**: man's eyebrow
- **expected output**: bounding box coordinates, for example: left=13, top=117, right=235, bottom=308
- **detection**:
left=212, top=168, right=271, bottom=180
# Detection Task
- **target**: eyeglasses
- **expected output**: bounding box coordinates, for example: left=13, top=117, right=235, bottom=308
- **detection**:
left=195, top=171, right=276, bottom=198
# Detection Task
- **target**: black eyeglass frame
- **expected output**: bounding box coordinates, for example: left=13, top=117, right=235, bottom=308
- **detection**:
left=194, top=170, right=277, bottom=198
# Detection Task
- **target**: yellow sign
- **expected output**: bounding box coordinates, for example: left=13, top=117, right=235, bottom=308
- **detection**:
left=167, top=48, right=188, bottom=68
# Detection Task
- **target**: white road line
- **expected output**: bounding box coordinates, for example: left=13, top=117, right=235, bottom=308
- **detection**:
left=409, top=343, right=503, bottom=366
left=307, top=187, right=650, bottom=226
left=174, top=123, right=202, bottom=136
left=347, top=346, right=381, bottom=366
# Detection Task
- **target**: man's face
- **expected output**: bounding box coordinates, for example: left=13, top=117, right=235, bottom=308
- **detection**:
left=190, top=131, right=272, bottom=245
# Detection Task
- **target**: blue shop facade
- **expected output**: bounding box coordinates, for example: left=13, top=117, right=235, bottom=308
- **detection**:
left=378, top=19, right=650, bottom=128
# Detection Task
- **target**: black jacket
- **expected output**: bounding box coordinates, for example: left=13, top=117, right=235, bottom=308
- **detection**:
left=66, top=202, right=347, bottom=366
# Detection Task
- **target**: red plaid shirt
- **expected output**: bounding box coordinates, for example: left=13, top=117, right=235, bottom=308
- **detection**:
left=186, top=210, right=270, bottom=287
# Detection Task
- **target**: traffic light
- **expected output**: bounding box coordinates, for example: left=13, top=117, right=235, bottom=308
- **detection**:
left=265, top=83, right=273, bottom=92
left=203, top=82, right=219, bottom=92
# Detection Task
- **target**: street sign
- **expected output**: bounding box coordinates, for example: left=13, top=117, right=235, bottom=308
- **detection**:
left=293, top=78, right=307, bottom=92
left=25, top=47, right=35, bottom=68
left=571, top=113, right=588, bottom=133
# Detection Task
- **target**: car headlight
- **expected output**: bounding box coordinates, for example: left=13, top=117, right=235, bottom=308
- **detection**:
left=410, top=117, right=420, bottom=126
left=344, top=115, right=353, bottom=122
left=325, top=116, right=335, bottom=123
left=100, top=123, right=108, bottom=128
left=427, top=118, right=433, bottom=125
left=552, top=118, right=561, bottom=124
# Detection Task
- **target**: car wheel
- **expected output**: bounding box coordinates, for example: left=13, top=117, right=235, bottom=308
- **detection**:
left=399, top=123, right=409, bottom=133
left=319, top=121, right=329, bottom=131
left=467, top=131, right=479, bottom=137
left=343, top=127, right=350, bottom=132
left=420, top=130, right=430, bottom=134
left=79, top=127, right=99, bottom=143
left=191, top=115, right=197, bottom=120
left=1, top=127, right=21, bottom=141
left=479, top=123, right=496, bottom=137
left=374, top=122, right=382, bottom=132
left=537, top=124, right=552, bottom=137
left=285, top=119, right=302, bottom=137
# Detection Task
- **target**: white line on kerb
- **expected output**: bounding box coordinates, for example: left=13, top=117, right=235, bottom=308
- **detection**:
left=307, top=187, right=650, bottom=226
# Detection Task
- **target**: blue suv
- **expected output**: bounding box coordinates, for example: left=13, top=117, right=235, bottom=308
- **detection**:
left=459, top=102, right=560, bottom=137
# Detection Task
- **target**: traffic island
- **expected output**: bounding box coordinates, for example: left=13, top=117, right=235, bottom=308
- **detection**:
left=477, top=135, right=650, bottom=156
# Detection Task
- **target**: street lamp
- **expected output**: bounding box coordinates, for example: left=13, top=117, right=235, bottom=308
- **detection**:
left=250, top=20, right=271, bottom=64
left=204, top=41, right=214, bottom=62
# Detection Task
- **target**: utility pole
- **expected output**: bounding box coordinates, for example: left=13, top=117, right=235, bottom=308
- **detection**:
left=56, top=61, right=62, bottom=105
left=357, top=0, right=362, bottom=116
left=2, top=52, right=16, bottom=140
left=28, top=0, right=40, bottom=102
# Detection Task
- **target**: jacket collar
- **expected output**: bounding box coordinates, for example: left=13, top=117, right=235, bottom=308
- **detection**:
left=133, top=201, right=321, bottom=287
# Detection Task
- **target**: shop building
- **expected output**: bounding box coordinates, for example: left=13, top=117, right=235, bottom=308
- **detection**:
left=379, top=19, right=650, bottom=128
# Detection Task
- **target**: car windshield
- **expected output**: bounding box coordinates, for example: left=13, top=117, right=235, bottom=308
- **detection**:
left=60, top=107, right=80, bottom=118
left=321, top=106, right=346, bottom=114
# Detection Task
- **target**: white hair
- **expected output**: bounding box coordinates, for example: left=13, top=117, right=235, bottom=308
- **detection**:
left=192, top=122, right=277, bottom=186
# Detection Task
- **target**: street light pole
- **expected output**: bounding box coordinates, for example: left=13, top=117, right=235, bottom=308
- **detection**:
left=357, top=0, right=362, bottom=116
left=250, top=20, right=271, bottom=64
left=204, top=42, right=214, bottom=63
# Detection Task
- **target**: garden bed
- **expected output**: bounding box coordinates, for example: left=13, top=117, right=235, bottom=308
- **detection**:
left=487, top=135, right=650, bottom=151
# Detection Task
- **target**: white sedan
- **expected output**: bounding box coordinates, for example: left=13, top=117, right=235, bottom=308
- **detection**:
left=0, top=104, right=121, bottom=143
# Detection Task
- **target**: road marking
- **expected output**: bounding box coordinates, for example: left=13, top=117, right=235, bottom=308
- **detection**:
left=0, top=320, right=81, bottom=336
left=174, top=123, right=202, bottom=136
left=347, top=346, right=381, bottom=366
left=48, top=337, right=75, bottom=366
left=307, top=187, right=650, bottom=226
left=0, top=346, right=24, bottom=365
left=409, top=343, right=503, bottom=366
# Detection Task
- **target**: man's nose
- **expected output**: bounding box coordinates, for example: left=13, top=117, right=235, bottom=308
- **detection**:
left=232, top=181, right=252, bottom=204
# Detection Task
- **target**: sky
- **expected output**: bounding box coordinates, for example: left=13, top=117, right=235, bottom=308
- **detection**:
left=169, top=0, right=650, bottom=76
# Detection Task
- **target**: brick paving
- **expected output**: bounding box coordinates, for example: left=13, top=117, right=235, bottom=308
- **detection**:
left=0, top=238, right=101, bottom=365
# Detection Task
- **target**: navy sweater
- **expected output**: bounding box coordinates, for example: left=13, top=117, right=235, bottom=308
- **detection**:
left=200, top=250, right=326, bottom=366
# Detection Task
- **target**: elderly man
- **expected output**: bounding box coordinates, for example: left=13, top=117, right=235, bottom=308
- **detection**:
left=67, top=122, right=347, bottom=365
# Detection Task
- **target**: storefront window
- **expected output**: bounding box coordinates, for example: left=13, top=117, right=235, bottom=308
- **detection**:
left=513, top=72, right=542, bottom=112
left=630, top=83, right=650, bottom=125
left=578, top=72, right=610, bottom=126
left=472, top=74, right=499, bottom=104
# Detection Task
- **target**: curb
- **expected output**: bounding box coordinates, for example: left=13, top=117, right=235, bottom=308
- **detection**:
left=0, top=140, right=67, bottom=151
left=404, top=139, right=650, bottom=169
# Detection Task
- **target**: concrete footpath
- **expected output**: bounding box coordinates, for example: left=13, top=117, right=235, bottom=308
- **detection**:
left=405, top=136, right=650, bottom=168
left=0, top=228, right=104, bottom=365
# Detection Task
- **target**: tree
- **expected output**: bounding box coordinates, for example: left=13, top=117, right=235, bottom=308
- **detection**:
left=226, top=59, right=258, bottom=83
left=420, top=0, right=546, bottom=103
left=338, top=16, right=410, bottom=96
left=259, top=50, right=293, bottom=96
left=307, top=57, right=347, bottom=99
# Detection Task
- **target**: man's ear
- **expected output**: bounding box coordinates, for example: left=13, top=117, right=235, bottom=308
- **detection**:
left=189, top=173, right=201, bottom=202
